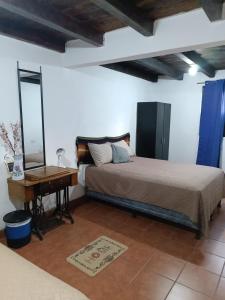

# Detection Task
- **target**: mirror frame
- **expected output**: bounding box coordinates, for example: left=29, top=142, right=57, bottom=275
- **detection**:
left=17, top=64, right=46, bottom=171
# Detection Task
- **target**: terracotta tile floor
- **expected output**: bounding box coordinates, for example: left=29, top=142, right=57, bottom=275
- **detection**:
left=3, top=198, right=225, bottom=300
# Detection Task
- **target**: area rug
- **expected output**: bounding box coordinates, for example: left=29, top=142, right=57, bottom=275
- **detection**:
left=67, top=236, right=128, bottom=277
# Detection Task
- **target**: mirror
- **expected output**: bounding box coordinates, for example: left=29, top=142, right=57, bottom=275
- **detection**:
left=18, top=67, right=46, bottom=170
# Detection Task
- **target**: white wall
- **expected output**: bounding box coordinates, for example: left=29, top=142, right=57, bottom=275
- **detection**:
left=152, top=71, right=225, bottom=164
left=0, top=58, right=22, bottom=228
left=0, top=57, right=158, bottom=229
left=44, top=65, right=159, bottom=156
left=1, top=35, right=225, bottom=230
left=0, top=35, right=61, bottom=66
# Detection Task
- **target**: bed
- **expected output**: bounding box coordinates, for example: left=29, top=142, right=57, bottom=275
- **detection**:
left=0, top=243, right=89, bottom=300
left=76, top=133, right=225, bottom=238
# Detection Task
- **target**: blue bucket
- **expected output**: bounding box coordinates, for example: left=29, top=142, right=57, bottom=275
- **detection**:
left=3, top=210, right=32, bottom=248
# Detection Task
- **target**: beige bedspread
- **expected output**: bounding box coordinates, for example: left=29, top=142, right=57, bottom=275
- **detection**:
left=86, top=157, right=225, bottom=235
left=0, top=243, right=89, bottom=300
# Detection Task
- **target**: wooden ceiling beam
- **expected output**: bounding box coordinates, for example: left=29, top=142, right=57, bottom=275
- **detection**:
left=134, top=58, right=184, bottom=80
left=102, top=62, right=158, bottom=82
left=0, top=0, right=103, bottom=48
left=200, top=0, right=223, bottom=21
left=91, top=0, right=153, bottom=36
left=178, top=51, right=216, bottom=78
left=0, top=20, right=65, bottom=52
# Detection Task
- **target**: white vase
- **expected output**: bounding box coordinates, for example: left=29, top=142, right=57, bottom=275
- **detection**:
left=12, top=154, right=24, bottom=180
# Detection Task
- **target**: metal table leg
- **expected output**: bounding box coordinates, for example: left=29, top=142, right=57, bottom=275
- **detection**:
left=61, top=187, right=74, bottom=224
left=24, top=200, right=43, bottom=241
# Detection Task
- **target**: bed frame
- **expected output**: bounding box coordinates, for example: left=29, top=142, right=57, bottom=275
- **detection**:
left=75, top=133, right=202, bottom=239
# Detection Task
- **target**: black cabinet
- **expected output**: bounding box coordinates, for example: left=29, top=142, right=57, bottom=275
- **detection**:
left=136, top=102, right=171, bottom=160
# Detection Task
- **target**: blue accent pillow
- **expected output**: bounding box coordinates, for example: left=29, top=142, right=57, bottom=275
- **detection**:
left=111, top=144, right=130, bottom=164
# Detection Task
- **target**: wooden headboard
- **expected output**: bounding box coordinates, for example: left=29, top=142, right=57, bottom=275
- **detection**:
left=76, top=132, right=130, bottom=166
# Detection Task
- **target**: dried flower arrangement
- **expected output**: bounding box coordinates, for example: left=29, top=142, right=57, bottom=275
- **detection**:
left=0, top=122, right=22, bottom=155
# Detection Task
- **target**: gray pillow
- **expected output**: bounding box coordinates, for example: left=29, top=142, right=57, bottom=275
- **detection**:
left=111, top=144, right=130, bottom=164
left=112, top=140, right=134, bottom=156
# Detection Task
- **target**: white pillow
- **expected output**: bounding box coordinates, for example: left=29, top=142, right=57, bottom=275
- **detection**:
left=88, top=143, right=112, bottom=167
left=112, top=140, right=134, bottom=156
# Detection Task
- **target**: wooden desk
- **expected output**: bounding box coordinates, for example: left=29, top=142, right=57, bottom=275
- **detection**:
left=7, top=166, right=78, bottom=240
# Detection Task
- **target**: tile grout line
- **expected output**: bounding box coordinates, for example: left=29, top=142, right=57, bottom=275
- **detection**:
left=127, top=253, right=155, bottom=285
left=201, top=248, right=225, bottom=260
left=164, top=256, right=188, bottom=299
left=202, top=204, right=225, bottom=298
left=165, top=245, right=197, bottom=299
left=208, top=235, right=225, bottom=244
left=221, top=261, right=225, bottom=277
left=190, top=241, right=225, bottom=277
left=175, top=282, right=215, bottom=299
left=213, top=276, right=222, bottom=299
left=173, top=282, right=215, bottom=299
left=213, top=262, right=225, bottom=298
left=180, top=245, right=222, bottom=299
left=176, top=243, right=221, bottom=299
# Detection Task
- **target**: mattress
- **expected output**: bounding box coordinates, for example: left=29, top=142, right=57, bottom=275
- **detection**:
left=85, top=156, right=225, bottom=235
left=78, top=164, right=90, bottom=186
left=0, top=243, right=89, bottom=300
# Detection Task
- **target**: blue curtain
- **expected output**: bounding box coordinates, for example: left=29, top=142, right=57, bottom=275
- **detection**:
left=196, top=79, right=225, bottom=167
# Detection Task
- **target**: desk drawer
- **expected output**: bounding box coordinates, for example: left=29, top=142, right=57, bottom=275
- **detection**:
left=39, top=176, right=71, bottom=196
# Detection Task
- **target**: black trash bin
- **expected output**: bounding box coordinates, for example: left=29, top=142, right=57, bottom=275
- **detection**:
left=3, top=210, right=32, bottom=248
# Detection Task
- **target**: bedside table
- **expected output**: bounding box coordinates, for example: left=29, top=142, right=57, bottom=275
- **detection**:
left=7, top=166, right=78, bottom=240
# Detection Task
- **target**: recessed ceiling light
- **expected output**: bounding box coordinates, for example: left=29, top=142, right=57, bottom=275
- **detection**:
left=189, top=64, right=198, bottom=76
